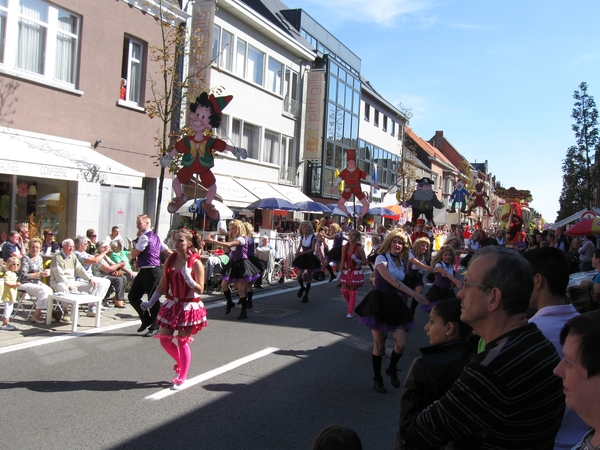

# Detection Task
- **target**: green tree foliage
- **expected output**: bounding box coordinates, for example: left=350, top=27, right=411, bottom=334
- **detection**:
left=558, top=82, right=600, bottom=220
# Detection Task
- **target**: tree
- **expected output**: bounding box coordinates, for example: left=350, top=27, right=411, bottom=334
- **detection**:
left=145, top=0, right=213, bottom=233
left=396, top=143, right=419, bottom=203
left=558, top=82, right=600, bottom=220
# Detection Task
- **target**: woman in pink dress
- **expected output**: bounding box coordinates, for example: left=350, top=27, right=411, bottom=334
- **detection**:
left=337, top=229, right=367, bottom=318
left=141, top=229, right=207, bottom=389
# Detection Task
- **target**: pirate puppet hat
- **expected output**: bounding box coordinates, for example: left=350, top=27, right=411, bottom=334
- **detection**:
left=416, top=177, right=434, bottom=185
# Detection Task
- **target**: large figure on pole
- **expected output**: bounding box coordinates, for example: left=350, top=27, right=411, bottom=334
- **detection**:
left=161, top=92, right=247, bottom=220
left=402, top=177, right=444, bottom=226
left=331, top=148, right=379, bottom=220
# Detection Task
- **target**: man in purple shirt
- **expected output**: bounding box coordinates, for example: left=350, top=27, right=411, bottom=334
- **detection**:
left=128, top=214, right=171, bottom=337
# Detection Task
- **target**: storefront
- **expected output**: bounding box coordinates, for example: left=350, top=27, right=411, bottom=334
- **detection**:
left=0, top=128, right=144, bottom=244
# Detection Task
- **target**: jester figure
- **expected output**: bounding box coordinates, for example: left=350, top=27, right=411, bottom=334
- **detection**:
left=331, top=148, right=379, bottom=220
left=447, top=179, right=469, bottom=213
left=161, top=92, right=247, bottom=220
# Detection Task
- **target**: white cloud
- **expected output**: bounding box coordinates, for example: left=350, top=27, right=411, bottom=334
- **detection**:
left=299, top=0, right=437, bottom=26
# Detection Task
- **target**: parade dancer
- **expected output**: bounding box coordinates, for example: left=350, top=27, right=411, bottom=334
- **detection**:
left=141, top=229, right=207, bottom=389
left=337, top=229, right=367, bottom=318
left=293, top=221, right=322, bottom=303
left=424, top=245, right=462, bottom=313
left=204, top=220, right=261, bottom=319
left=405, top=237, right=434, bottom=313
left=354, top=230, right=429, bottom=393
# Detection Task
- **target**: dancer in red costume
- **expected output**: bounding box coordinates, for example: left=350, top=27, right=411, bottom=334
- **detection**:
left=141, top=229, right=207, bottom=390
left=331, top=148, right=379, bottom=220
left=161, top=92, right=247, bottom=220
left=337, top=229, right=367, bottom=318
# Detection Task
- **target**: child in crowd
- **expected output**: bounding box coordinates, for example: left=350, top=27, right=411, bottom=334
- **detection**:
left=2, top=257, right=21, bottom=331
left=424, top=245, right=462, bottom=313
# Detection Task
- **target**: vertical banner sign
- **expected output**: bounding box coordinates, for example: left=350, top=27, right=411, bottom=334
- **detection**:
left=303, top=70, right=325, bottom=161
left=190, top=0, right=216, bottom=95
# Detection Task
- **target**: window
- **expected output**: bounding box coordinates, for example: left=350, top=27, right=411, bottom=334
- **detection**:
left=391, top=120, right=396, bottom=137
left=263, top=130, right=280, bottom=165
left=364, top=103, right=370, bottom=122
left=0, top=1, right=6, bottom=63
left=232, top=118, right=260, bottom=160
left=246, top=45, right=264, bottom=85
left=121, top=36, right=145, bottom=106
left=1, top=0, right=80, bottom=87
left=212, top=25, right=232, bottom=71
left=374, top=110, right=379, bottom=128
left=279, top=136, right=297, bottom=183
left=235, top=38, right=246, bottom=78
left=283, top=67, right=300, bottom=116
left=383, top=115, right=388, bottom=132
left=267, top=57, right=282, bottom=95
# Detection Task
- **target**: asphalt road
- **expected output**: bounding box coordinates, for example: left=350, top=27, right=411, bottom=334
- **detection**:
left=1, top=279, right=433, bottom=450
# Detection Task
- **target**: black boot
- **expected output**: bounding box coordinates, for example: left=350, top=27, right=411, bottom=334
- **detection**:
left=297, top=278, right=306, bottom=298
left=385, top=350, right=403, bottom=388
left=247, top=291, right=253, bottom=309
left=326, top=264, right=335, bottom=282
left=372, top=354, right=386, bottom=393
left=301, top=284, right=311, bottom=303
left=224, top=289, right=235, bottom=314
left=237, top=297, right=247, bottom=320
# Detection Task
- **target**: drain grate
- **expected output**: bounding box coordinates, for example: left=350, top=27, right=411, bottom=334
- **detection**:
left=353, top=336, right=397, bottom=349
left=251, top=308, right=287, bottom=316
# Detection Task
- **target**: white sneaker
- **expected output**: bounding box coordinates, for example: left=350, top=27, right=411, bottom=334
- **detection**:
left=346, top=313, right=354, bottom=319
left=171, top=379, right=187, bottom=390
left=87, top=306, right=97, bottom=317
left=1, top=324, right=17, bottom=331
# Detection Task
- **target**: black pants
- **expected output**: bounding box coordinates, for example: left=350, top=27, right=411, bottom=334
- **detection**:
left=128, top=267, right=161, bottom=327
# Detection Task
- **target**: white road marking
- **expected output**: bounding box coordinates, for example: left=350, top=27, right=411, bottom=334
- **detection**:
left=145, top=346, right=279, bottom=400
left=0, top=282, right=324, bottom=355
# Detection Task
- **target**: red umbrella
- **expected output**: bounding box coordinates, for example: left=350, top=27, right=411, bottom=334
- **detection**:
left=565, top=218, right=600, bottom=236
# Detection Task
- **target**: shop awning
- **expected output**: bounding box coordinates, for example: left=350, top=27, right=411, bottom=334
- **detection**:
left=0, top=128, right=145, bottom=187
left=234, top=178, right=288, bottom=200
left=213, top=174, right=259, bottom=208
left=268, top=183, right=312, bottom=203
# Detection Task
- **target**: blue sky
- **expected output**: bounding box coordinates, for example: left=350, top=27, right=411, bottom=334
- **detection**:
left=285, top=0, right=600, bottom=222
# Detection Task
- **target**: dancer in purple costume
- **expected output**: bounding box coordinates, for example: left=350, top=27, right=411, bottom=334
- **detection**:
left=204, top=219, right=260, bottom=319
left=423, top=245, right=462, bottom=313
left=293, top=221, right=323, bottom=303
left=354, top=230, right=429, bottom=393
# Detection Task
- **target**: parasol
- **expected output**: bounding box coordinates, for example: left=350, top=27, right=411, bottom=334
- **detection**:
left=175, top=198, right=235, bottom=219
left=247, top=197, right=299, bottom=211
left=294, top=200, right=332, bottom=213
left=565, top=218, right=600, bottom=236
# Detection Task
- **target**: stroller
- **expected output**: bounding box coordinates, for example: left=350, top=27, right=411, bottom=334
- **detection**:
left=205, top=255, right=225, bottom=293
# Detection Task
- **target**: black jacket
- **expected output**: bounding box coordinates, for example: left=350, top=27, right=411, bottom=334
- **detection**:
left=396, top=339, right=474, bottom=450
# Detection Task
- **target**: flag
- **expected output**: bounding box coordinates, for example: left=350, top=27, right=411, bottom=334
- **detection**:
left=334, top=169, right=344, bottom=192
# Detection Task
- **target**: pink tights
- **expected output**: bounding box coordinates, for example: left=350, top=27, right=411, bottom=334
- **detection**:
left=158, top=334, right=193, bottom=382
left=341, top=288, right=357, bottom=314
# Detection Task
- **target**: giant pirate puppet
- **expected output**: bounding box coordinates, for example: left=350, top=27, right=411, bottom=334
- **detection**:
left=161, top=92, right=247, bottom=221
left=402, top=177, right=445, bottom=226
left=331, top=148, right=379, bottom=220
left=493, top=187, right=532, bottom=247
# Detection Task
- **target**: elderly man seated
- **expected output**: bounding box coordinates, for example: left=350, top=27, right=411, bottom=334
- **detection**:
left=94, top=240, right=128, bottom=308
left=73, top=236, right=111, bottom=313
left=50, top=239, right=104, bottom=322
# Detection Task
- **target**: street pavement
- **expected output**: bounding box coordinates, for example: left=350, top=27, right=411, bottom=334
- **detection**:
left=0, top=274, right=455, bottom=450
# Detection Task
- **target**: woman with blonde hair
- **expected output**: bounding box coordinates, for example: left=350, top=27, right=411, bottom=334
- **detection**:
left=293, top=221, right=322, bottom=303
left=354, top=230, right=429, bottom=393
left=337, top=229, right=367, bottom=318
left=204, top=220, right=261, bottom=319
left=243, top=222, right=263, bottom=306
left=424, top=245, right=462, bottom=313
left=405, top=237, right=435, bottom=313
